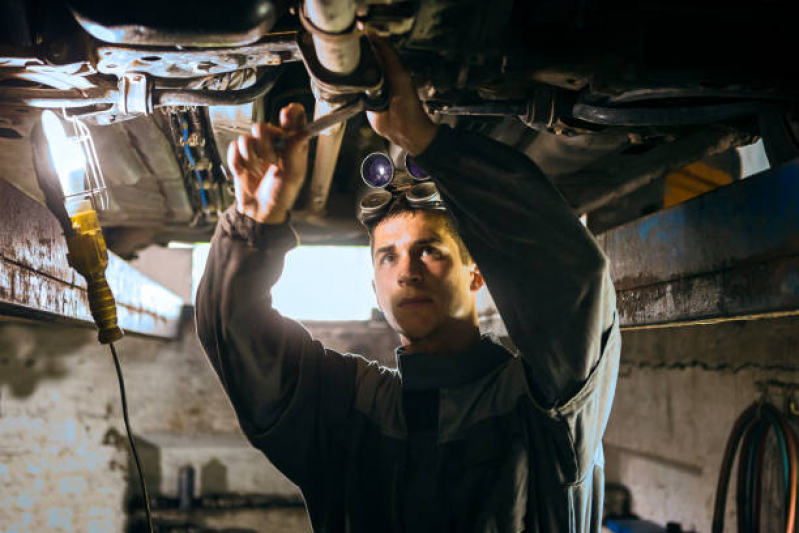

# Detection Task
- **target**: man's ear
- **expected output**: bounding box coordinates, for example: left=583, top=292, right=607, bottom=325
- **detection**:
left=469, top=263, right=484, bottom=292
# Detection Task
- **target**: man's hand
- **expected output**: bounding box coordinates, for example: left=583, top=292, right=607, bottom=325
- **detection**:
left=367, top=37, right=439, bottom=156
left=227, top=103, right=309, bottom=224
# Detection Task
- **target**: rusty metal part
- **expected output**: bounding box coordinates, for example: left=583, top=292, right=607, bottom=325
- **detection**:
left=305, top=99, right=349, bottom=217
left=572, top=100, right=783, bottom=127
left=118, top=73, right=153, bottom=115
left=96, top=32, right=300, bottom=78
left=424, top=87, right=568, bottom=131
left=524, top=128, right=631, bottom=179
left=0, top=68, right=283, bottom=111
left=208, top=102, right=253, bottom=159
left=14, top=69, right=96, bottom=90
left=0, top=179, right=183, bottom=338
left=426, top=100, right=526, bottom=117
left=597, top=157, right=799, bottom=328
left=296, top=31, right=383, bottom=101
left=563, top=126, right=751, bottom=214
left=301, top=0, right=360, bottom=75
left=0, top=86, right=117, bottom=108
left=70, top=2, right=281, bottom=48
left=154, top=67, right=284, bottom=107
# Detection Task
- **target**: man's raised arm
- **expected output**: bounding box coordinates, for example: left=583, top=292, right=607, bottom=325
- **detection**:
left=368, top=38, right=619, bottom=413
left=194, top=104, right=358, bottom=485
left=416, top=128, right=618, bottom=407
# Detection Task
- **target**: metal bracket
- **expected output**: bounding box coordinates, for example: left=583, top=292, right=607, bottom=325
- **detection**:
left=118, top=73, right=153, bottom=115
left=296, top=30, right=384, bottom=102
left=756, top=380, right=799, bottom=418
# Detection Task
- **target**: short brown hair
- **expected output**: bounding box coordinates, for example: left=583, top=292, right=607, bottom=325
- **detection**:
left=363, top=196, right=472, bottom=264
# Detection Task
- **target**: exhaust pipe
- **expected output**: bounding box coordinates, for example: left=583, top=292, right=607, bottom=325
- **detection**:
left=304, top=0, right=360, bottom=75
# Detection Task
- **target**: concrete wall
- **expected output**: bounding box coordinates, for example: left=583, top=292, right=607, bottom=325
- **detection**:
left=0, top=320, right=237, bottom=532
left=129, top=246, right=193, bottom=304
left=605, top=316, right=799, bottom=533
left=0, top=241, right=401, bottom=532
left=0, top=311, right=399, bottom=532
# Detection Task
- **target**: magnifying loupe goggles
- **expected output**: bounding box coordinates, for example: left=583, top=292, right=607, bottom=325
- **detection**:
left=358, top=152, right=445, bottom=224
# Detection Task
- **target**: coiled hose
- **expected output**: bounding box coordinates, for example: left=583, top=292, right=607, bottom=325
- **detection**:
left=713, top=401, right=798, bottom=533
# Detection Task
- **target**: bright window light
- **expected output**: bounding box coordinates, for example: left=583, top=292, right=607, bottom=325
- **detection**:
left=192, top=244, right=378, bottom=321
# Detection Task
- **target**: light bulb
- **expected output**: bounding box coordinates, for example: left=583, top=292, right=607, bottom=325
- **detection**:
left=41, top=111, right=88, bottom=215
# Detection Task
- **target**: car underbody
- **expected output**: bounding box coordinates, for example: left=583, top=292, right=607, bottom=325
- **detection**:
left=1, top=0, right=797, bottom=257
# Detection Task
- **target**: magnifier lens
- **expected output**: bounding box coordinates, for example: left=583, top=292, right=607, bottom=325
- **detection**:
left=361, top=152, right=394, bottom=188
left=404, top=154, right=429, bottom=180
left=359, top=189, right=393, bottom=219
left=407, top=182, right=440, bottom=204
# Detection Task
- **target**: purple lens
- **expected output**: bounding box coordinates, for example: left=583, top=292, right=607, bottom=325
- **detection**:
left=361, top=152, right=394, bottom=188
left=404, top=154, right=429, bottom=180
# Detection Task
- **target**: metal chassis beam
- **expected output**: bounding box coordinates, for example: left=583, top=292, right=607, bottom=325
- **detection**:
left=598, top=158, right=799, bottom=329
left=0, top=178, right=183, bottom=338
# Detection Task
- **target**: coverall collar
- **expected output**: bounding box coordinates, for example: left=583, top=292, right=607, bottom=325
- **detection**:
left=396, top=333, right=512, bottom=391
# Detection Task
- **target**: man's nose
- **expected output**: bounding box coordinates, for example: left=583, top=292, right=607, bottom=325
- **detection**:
left=397, top=254, right=423, bottom=286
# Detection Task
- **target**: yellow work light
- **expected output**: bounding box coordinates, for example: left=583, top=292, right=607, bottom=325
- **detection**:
left=41, top=110, right=122, bottom=344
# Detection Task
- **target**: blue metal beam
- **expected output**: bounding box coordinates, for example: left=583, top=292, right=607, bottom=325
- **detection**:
left=598, top=159, right=799, bottom=328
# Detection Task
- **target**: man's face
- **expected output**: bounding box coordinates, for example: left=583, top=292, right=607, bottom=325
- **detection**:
left=371, top=212, right=481, bottom=343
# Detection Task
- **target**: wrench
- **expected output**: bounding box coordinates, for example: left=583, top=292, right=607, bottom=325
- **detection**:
left=273, top=97, right=367, bottom=151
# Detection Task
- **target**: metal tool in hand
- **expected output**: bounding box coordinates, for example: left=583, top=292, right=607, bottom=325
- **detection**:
left=273, top=97, right=367, bottom=151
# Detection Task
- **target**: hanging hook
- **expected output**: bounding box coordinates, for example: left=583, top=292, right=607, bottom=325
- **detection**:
left=786, top=383, right=799, bottom=417
left=755, top=379, right=799, bottom=417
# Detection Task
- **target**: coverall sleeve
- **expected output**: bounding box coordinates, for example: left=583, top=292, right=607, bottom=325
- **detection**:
left=415, top=126, right=620, bottom=480
left=194, top=207, right=361, bottom=488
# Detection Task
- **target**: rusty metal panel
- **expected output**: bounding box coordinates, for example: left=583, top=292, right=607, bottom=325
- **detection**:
left=0, top=178, right=183, bottom=338
left=598, top=159, right=799, bottom=328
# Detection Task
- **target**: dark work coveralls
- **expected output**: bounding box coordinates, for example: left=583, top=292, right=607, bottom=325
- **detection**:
left=196, top=126, right=621, bottom=532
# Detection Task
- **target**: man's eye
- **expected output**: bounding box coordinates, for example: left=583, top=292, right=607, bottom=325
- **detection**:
left=380, top=253, right=396, bottom=264
left=421, top=247, right=441, bottom=258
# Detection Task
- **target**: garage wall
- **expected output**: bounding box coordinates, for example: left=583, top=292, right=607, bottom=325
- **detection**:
left=605, top=316, right=799, bottom=533
left=0, top=312, right=399, bottom=532
left=3, top=240, right=797, bottom=533
left=0, top=320, right=237, bottom=532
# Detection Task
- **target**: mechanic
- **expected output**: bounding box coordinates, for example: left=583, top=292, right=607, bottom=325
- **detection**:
left=196, top=38, right=620, bottom=533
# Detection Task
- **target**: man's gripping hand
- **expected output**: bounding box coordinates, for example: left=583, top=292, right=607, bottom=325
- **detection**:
left=367, top=37, right=438, bottom=156
left=227, top=103, right=309, bottom=224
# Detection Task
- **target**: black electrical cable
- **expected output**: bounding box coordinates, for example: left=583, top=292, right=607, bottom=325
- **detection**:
left=735, top=419, right=759, bottom=533
left=712, top=403, right=758, bottom=533
left=751, top=426, right=768, bottom=532
left=746, top=423, right=766, bottom=533
left=109, top=342, right=154, bottom=533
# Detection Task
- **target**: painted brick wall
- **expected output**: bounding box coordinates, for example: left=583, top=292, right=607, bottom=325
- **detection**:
left=0, top=310, right=399, bottom=532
